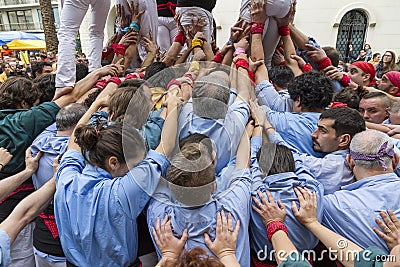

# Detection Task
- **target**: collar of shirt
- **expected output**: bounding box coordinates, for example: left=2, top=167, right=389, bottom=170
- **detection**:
left=341, top=172, right=399, bottom=191
left=330, top=149, right=349, bottom=157
left=82, top=164, right=112, bottom=180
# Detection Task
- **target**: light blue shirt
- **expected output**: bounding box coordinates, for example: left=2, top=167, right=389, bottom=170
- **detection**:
left=261, top=106, right=325, bottom=158
left=268, top=132, right=354, bottom=194
left=322, top=173, right=400, bottom=253
left=255, top=80, right=293, bottom=112
left=0, top=230, right=10, bottom=267
left=249, top=137, right=324, bottom=260
left=54, top=149, right=170, bottom=266
left=178, top=99, right=250, bottom=173
left=30, top=125, right=69, bottom=190
left=147, top=169, right=252, bottom=267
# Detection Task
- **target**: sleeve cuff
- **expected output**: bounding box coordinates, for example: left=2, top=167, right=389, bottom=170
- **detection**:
left=147, top=150, right=171, bottom=177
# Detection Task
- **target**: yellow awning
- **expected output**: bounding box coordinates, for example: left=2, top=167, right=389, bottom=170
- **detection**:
left=6, top=39, right=46, bottom=50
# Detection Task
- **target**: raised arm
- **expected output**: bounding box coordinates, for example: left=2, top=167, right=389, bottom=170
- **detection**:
left=235, top=122, right=254, bottom=169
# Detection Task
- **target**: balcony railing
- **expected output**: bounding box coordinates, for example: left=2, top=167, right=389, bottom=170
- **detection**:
left=0, top=0, right=39, bottom=5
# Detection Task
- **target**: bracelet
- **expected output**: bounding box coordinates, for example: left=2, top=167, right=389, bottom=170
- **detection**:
left=233, top=47, right=246, bottom=57
left=107, top=77, right=122, bottom=86
left=122, top=27, right=130, bottom=33
left=213, top=52, right=224, bottom=63
left=189, top=61, right=200, bottom=72
left=129, top=22, right=140, bottom=32
left=250, top=22, right=265, bottom=34
left=112, top=43, right=126, bottom=55
left=254, top=124, right=261, bottom=128
left=265, top=126, right=274, bottom=132
left=267, top=221, right=288, bottom=242
left=174, top=30, right=187, bottom=46
left=317, top=57, right=332, bottom=70
left=227, top=39, right=234, bottom=46
left=278, top=25, right=290, bottom=36
left=235, top=58, right=249, bottom=70
left=301, top=63, right=313, bottom=73
left=191, top=38, right=204, bottom=49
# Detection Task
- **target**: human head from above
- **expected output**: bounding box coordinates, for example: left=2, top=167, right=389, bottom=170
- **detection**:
left=332, top=86, right=368, bottom=110
left=322, top=46, right=340, bottom=67
left=167, top=133, right=216, bottom=207
left=56, top=103, right=87, bottom=134
left=268, top=65, right=295, bottom=91
left=163, top=247, right=224, bottom=267
left=359, top=92, right=391, bottom=124
left=0, top=77, right=39, bottom=109
left=74, top=123, right=146, bottom=178
left=348, top=130, right=399, bottom=179
left=107, top=79, right=154, bottom=129
left=349, top=61, right=376, bottom=87
left=311, top=107, right=366, bottom=153
left=377, top=71, right=400, bottom=97
left=192, top=74, right=230, bottom=120
left=257, top=143, right=295, bottom=176
left=388, top=101, right=400, bottom=125
left=288, top=71, right=334, bottom=113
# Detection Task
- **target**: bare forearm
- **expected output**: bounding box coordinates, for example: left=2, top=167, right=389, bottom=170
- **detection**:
left=235, top=130, right=250, bottom=169
left=175, top=48, right=193, bottom=65
left=202, top=43, right=215, bottom=61
left=282, top=35, right=302, bottom=76
left=271, top=231, right=298, bottom=264
left=141, top=51, right=157, bottom=69
left=251, top=33, right=269, bottom=83
left=156, top=103, right=178, bottom=156
left=163, top=42, right=183, bottom=66
left=289, top=24, right=309, bottom=51
left=0, top=177, right=56, bottom=244
left=0, top=169, right=32, bottom=201
left=236, top=66, right=251, bottom=102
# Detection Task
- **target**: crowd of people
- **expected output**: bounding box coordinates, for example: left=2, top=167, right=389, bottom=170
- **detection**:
left=1, top=0, right=400, bottom=266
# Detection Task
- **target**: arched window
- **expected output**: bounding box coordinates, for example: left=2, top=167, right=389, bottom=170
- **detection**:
left=336, top=10, right=368, bottom=63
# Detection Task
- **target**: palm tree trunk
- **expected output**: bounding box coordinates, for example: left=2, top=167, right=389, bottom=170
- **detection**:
left=39, top=0, right=58, bottom=53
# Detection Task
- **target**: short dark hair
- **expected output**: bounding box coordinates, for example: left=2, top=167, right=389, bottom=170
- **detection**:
left=0, top=77, right=39, bottom=109
left=333, top=86, right=368, bottom=110
left=76, top=63, right=89, bottom=82
left=320, top=107, right=366, bottom=138
left=268, top=65, right=294, bottom=89
left=144, top=62, right=167, bottom=80
left=56, top=103, right=87, bottom=131
left=257, top=144, right=295, bottom=176
left=31, top=61, right=52, bottom=79
left=178, top=133, right=213, bottom=156
left=33, top=73, right=56, bottom=103
left=192, top=75, right=230, bottom=119
left=361, top=91, right=391, bottom=108
left=288, top=71, right=334, bottom=111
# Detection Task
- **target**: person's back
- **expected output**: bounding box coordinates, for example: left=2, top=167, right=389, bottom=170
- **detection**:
left=249, top=143, right=324, bottom=264
left=322, top=130, right=400, bottom=253
left=148, top=134, right=252, bottom=266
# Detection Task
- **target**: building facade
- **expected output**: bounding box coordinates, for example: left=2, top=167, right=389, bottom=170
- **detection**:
left=0, top=0, right=60, bottom=32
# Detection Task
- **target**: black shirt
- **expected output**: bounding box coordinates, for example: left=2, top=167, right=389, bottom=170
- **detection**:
left=177, top=0, right=217, bottom=13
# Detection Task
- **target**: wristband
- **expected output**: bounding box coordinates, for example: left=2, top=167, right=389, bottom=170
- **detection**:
left=183, top=72, right=194, bottom=82
left=191, top=38, right=204, bottom=49
left=213, top=52, right=224, bottom=63
left=167, top=78, right=181, bottom=89
left=331, top=102, right=348, bottom=108
left=248, top=70, right=255, bottom=85
left=264, top=126, right=274, bottom=132
left=267, top=221, right=288, bottom=242
left=278, top=25, right=290, bottom=36
left=107, top=77, right=122, bottom=86
left=340, top=73, right=351, bottom=87
left=174, top=30, right=187, bottom=46
left=102, top=47, right=112, bottom=59
left=233, top=47, right=246, bottom=57
left=250, top=22, right=265, bottom=34
left=235, top=58, right=249, bottom=70
left=112, top=43, right=126, bottom=55
left=227, top=39, right=234, bottom=46
left=279, top=61, right=287, bottom=66
left=94, top=79, right=108, bottom=90
left=189, top=61, right=200, bottom=72
left=301, top=63, right=313, bottom=73
left=317, top=57, right=332, bottom=70
left=122, top=27, right=130, bottom=33
left=129, top=22, right=140, bottom=32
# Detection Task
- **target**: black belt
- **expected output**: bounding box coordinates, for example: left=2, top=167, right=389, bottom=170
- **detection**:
left=67, top=258, right=140, bottom=267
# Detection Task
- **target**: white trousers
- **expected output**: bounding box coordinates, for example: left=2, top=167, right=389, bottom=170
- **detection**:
left=176, top=6, right=214, bottom=43
left=157, top=16, right=178, bottom=54
left=240, top=0, right=293, bottom=69
left=115, top=0, right=158, bottom=69
left=56, top=0, right=110, bottom=87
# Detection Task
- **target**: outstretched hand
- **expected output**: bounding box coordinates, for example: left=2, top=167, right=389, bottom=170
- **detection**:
left=252, top=190, right=286, bottom=227
left=373, top=210, right=400, bottom=251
